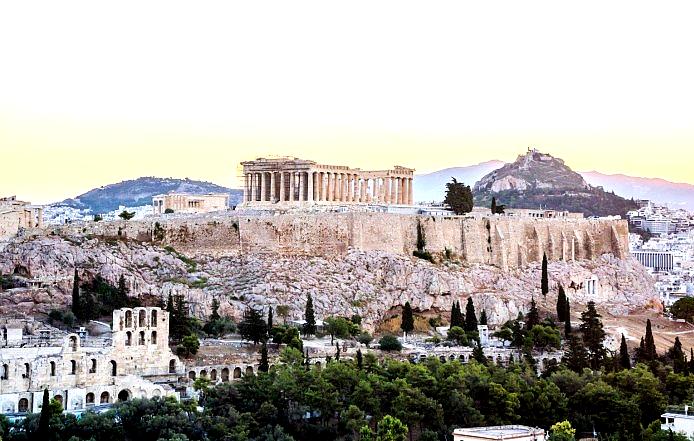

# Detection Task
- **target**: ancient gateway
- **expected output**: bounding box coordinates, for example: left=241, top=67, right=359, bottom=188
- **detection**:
left=240, top=157, right=415, bottom=205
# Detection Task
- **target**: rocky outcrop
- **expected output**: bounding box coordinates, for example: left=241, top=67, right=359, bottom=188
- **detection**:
left=0, top=234, right=657, bottom=330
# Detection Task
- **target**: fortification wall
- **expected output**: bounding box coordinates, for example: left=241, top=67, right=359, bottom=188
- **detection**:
left=42, top=212, right=628, bottom=270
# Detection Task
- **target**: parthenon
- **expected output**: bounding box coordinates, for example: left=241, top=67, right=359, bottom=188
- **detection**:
left=240, top=158, right=415, bottom=205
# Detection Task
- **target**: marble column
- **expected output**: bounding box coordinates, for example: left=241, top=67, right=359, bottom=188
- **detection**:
left=298, top=172, right=305, bottom=201
left=360, top=178, right=367, bottom=203
left=289, top=172, right=295, bottom=202
left=270, top=172, right=276, bottom=202
left=408, top=177, right=414, bottom=205
left=260, top=173, right=268, bottom=202
left=250, top=174, right=256, bottom=202
left=279, top=172, right=285, bottom=202
left=403, top=178, right=410, bottom=205
left=384, top=177, right=391, bottom=204
left=341, top=174, right=348, bottom=202
left=243, top=174, right=249, bottom=202
left=308, top=171, right=314, bottom=202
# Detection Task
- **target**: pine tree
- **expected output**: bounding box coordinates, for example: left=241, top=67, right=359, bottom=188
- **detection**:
left=259, top=341, right=269, bottom=373
left=238, top=308, right=268, bottom=345
left=464, top=298, right=478, bottom=333
left=541, top=253, right=549, bottom=299
left=303, top=294, right=316, bottom=336
left=38, top=388, right=50, bottom=439
left=472, top=342, right=486, bottom=365
left=564, top=300, right=572, bottom=336
left=636, top=337, right=646, bottom=362
left=480, top=310, right=488, bottom=325
left=401, top=302, right=414, bottom=337
left=356, top=348, right=363, bottom=369
left=526, top=297, right=540, bottom=330
left=618, top=334, right=631, bottom=370
left=564, top=317, right=572, bottom=336
left=267, top=306, right=274, bottom=330
left=579, top=301, right=606, bottom=370
left=689, top=349, right=694, bottom=374
left=557, top=285, right=567, bottom=322
left=71, top=269, right=82, bottom=319
left=491, top=197, right=497, bottom=214
left=563, top=335, right=589, bottom=372
left=644, top=319, right=657, bottom=361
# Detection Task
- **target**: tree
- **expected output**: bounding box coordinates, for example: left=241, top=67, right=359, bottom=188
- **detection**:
left=644, top=319, right=657, bottom=361
left=71, top=268, right=82, bottom=319
left=563, top=335, right=589, bottom=372
left=668, top=337, right=686, bottom=373
left=450, top=301, right=464, bottom=328
left=324, top=316, right=352, bottom=344
left=335, top=342, right=341, bottom=361
left=259, top=341, right=269, bottom=373
left=379, top=335, right=402, bottom=351
left=671, top=297, right=694, bottom=322
left=238, top=307, right=268, bottom=344
left=444, top=178, right=473, bottom=215
left=549, top=421, right=576, bottom=441
left=464, top=298, right=478, bottom=333
left=541, top=253, right=549, bottom=299
left=401, top=302, right=414, bottom=337
left=579, top=301, right=606, bottom=369
left=491, top=197, right=497, bottom=214
left=118, top=210, right=135, bottom=221
left=176, top=334, right=200, bottom=358
left=526, top=297, right=540, bottom=330
left=375, top=415, right=409, bottom=441
left=557, top=285, right=568, bottom=322
left=210, top=298, right=221, bottom=322
left=564, top=301, right=572, bottom=335
left=164, top=208, right=174, bottom=214
left=619, top=334, right=631, bottom=370
left=472, top=342, right=487, bottom=365
left=267, top=306, right=273, bottom=330
left=303, top=294, right=316, bottom=336
left=447, top=326, right=469, bottom=346
left=276, top=304, right=290, bottom=324
left=480, top=309, right=488, bottom=325
left=37, top=388, right=51, bottom=440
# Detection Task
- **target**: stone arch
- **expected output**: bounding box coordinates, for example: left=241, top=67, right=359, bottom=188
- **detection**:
left=169, top=359, right=176, bottom=374
left=151, top=310, right=158, bottom=327
left=245, top=366, right=254, bottom=376
left=125, top=331, right=132, bottom=346
left=89, top=359, right=97, bottom=373
left=70, top=360, right=77, bottom=374
left=152, top=389, right=162, bottom=398
left=110, top=360, right=117, bottom=376
left=439, top=355, right=446, bottom=362
left=117, top=390, right=130, bottom=402
left=69, top=335, right=78, bottom=351
left=138, top=310, right=146, bottom=327
left=151, top=331, right=157, bottom=345
left=18, top=398, right=29, bottom=412
left=210, top=369, right=217, bottom=381
left=86, top=393, right=95, bottom=405
left=23, top=363, right=30, bottom=378
left=13, top=265, right=30, bottom=277
left=233, top=367, right=241, bottom=379
left=1, top=363, right=9, bottom=380
left=221, top=368, right=229, bottom=382
left=138, top=331, right=145, bottom=345
left=188, top=371, right=196, bottom=380
left=125, top=310, right=133, bottom=328
left=200, top=369, right=208, bottom=378
left=100, top=391, right=110, bottom=404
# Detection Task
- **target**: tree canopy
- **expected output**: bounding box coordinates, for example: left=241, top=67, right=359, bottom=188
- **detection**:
left=444, top=178, right=473, bottom=215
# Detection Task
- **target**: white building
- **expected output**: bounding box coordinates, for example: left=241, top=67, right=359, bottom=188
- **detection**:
left=662, top=409, right=694, bottom=438
left=453, top=425, right=545, bottom=441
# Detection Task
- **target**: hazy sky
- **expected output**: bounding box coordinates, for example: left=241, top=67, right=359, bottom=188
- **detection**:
left=2, top=1, right=693, bottom=203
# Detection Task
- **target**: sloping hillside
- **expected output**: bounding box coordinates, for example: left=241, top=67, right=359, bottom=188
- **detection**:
left=54, top=177, right=242, bottom=212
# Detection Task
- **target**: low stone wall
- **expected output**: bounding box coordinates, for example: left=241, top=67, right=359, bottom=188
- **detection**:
left=39, top=212, right=628, bottom=270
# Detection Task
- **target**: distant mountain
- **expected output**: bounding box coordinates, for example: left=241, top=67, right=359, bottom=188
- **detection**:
left=53, top=177, right=242, bottom=213
left=414, top=160, right=504, bottom=203
left=581, top=172, right=694, bottom=211
left=472, top=149, right=637, bottom=217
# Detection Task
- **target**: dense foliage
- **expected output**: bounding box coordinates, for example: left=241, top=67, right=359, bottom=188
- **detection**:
left=444, top=178, right=474, bottom=215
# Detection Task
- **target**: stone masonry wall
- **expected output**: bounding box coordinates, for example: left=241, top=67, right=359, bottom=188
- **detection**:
left=41, top=212, right=628, bottom=270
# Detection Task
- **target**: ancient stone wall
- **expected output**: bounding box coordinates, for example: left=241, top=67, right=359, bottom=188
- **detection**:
left=42, top=212, right=628, bottom=269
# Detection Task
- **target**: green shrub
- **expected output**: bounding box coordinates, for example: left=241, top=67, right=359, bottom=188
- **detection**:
left=378, top=335, right=402, bottom=351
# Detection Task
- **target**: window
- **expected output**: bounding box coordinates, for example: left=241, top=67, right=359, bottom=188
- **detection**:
left=89, top=359, right=97, bottom=373
left=69, top=336, right=78, bottom=351
left=1, top=364, right=8, bottom=380
left=188, top=371, right=196, bottom=380
left=151, top=331, right=157, bottom=345
left=125, top=331, right=132, bottom=346
left=138, top=310, right=146, bottom=327
left=210, top=369, right=217, bottom=381
left=70, top=360, right=76, bottom=374
left=86, top=393, right=95, bottom=405
left=50, top=361, right=56, bottom=376
left=138, top=331, right=145, bottom=345
left=169, top=359, right=176, bottom=374
left=100, top=391, right=110, bottom=404
left=110, top=360, right=117, bottom=376
left=151, top=310, right=158, bottom=327
left=125, top=310, right=132, bottom=328
left=18, top=398, right=29, bottom=413
left=23, top=363, right=30, bottom=379
left=221, top=368, right=229, bottom=382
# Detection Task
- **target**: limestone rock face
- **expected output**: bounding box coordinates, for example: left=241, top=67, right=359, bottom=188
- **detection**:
left=0, top=235, right=657, bottom=330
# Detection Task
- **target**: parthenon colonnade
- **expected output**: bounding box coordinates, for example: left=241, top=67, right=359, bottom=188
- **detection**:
left=240, top=158, right=415, bottom=205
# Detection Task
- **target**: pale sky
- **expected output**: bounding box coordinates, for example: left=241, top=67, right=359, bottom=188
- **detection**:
left=1, top=1, right=693, bottom=203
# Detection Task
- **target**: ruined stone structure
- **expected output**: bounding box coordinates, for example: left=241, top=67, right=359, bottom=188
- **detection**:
left=0, top=196, right=43, bottom=241
left=152, top=193, right=229, bottom=215
left=0, top=307, right=181, bottom=416
left=240, top=157, right=415, bottom=205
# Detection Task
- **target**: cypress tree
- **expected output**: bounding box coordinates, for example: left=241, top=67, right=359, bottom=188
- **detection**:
left=259, top=341, right=269, bottom=373
left=541, top=253, right=549, bottom=298
left=450, top=302, right=460, bottom=328
left=491, top=197, right=497, bottom=214
left=267, top=306, right=273, bottom=330
left=117, top=274, right=128, bottom=304
left=669, top=337, right=686, bottom=373
left=619, top=333, right=631, bottom=370
left=335, top=342, right=341, bottom=361
left=401, top=302, right=414, bottom=337
left=564, top=301, right=572, bottom=335
left=526, top=297, right=540, bottom=330
left=356, top=348, right=363, bottom=369
left=689, top=348, right=694, bottom=374
left=564, top=317, right=572, bottom=336
left=238, top=308, right=268, bottom=345
left=303, top=294, right=316, bottom=336
left=563, top=335, right=589, bottom=372
left=464, top=298, right=478, bottom=333
left=480, top=310, right=488, bottom=326
left=472, top=342, right=486, bottom=365
left=644, top=319, right=657, bottom=361
left=71, top=269, right=82, bottom=319
left=557, top=285, right=567, bottom=322
left=636, top=337, right=646, bottom=362
left=38, top=388, right=50, bottom=439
